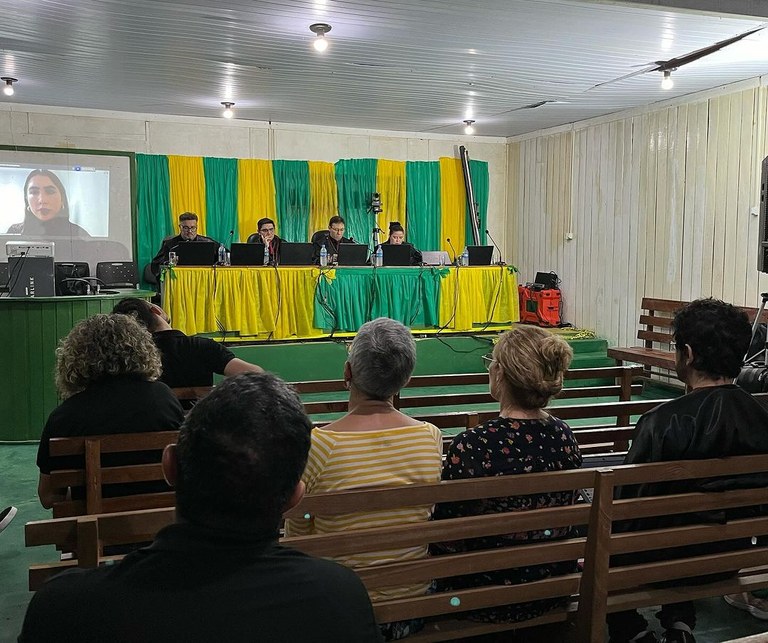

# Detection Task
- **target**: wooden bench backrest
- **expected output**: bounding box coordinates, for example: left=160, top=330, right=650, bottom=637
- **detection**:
left=48, top=431, right=178, bottom=518
left=575, top=453, right=768, bottom=641
left=303, top=365, right=644, bottom=416
left=639, top=297, right=768, bottom=349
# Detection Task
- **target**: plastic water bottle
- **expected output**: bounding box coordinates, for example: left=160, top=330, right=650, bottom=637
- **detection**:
left=461, top=247, right=469, bottom=267
left=263, top=243, right=270, bottom=266
left=218, top=244, right=227, bottom=265
left=319, top=245, right=328, bottom=267
left=375, top=245, right=383, bottom=267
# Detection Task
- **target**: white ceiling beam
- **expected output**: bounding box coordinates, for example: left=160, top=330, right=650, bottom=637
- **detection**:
left=578, top=0, right=768, bottom=19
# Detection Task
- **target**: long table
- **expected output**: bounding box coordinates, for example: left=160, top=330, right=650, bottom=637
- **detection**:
left=162, top=265, right=519, bottom=340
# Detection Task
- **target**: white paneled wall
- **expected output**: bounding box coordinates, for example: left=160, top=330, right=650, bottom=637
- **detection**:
left=0, top=105, right=508, bottom=251
left=508, top=85, right=768, bottom=347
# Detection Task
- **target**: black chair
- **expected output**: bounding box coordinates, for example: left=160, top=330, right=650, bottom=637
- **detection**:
left=0, top=262, right=8, bottom=293
left=246, top=233, right=261, bottom=244
left=96, top=261, right=139, bottom=288
left=55, top=262, right=91, bottom=296
left=143, top=263, right=158, bottom=286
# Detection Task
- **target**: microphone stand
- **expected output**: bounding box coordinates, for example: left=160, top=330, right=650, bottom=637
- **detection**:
left=446, top=238, right=458, bottom=266
left=485, top=229, right=506, bottom=266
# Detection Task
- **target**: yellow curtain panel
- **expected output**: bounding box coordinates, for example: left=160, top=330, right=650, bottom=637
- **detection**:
left=168, top=155, right=208, bottom=236
left=237, top=159, right=277, bottom=240
left=376, top=159, right=407, bottom=235
left=439, top=157, right=467, bottom=254
left=308, top=161, right=338, bottom=237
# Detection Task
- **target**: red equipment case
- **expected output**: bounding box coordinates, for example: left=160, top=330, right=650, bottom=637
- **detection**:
left=518, top=286, right=561, bottom=327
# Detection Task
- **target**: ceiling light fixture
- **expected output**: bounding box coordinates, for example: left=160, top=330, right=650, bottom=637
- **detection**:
left=1, top=77, right=17, bottom=96
left=310, top=23, right=332, bottom=52
left=221, top=101, right=235, bottom=119
left=660, top=70, right=674, bottom=90
left=463, top=119, right=476, bottom=135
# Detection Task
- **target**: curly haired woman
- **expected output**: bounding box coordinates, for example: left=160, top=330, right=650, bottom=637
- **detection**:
left=36, top=313, right=184, bottom=508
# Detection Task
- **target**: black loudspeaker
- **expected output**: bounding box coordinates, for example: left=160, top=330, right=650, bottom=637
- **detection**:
left=8, top=256, right=55, bottom=297
left=758, top=155, right=768, bottom=272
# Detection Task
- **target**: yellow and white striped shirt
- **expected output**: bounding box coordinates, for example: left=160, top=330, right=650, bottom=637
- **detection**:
left=284, top=422, right=443, bottom=601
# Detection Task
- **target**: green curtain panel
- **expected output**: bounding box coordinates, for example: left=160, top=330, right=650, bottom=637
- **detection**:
left=405, top=161, right=441, bottom=251
left=334, top=158, right=378, bottom=246
left=203, top=156, right=239, bottom=245
left=464, top=160, right=490, bottom=244
left=313, top=267, right=442, bottom=331
left=136, top=154, right=172, bottom=283
left=273, top=160, right=311, bottom=242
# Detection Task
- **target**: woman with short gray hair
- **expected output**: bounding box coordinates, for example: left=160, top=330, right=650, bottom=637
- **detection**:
left=284, top=317, right=443, bottom=641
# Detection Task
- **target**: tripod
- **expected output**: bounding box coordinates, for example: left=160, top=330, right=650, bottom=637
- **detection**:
left=747, top=292, right=768, bottom=364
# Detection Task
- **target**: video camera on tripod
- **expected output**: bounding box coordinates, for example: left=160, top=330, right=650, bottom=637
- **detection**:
left=736, top=291, right=768, bottom=393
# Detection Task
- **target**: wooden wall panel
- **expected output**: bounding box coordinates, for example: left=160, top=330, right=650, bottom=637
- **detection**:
left=508, top=85, right=768, bottom=347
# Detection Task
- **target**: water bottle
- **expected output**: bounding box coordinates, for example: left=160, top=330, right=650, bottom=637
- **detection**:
left=461, top=247, right=469, bottom=267
left=218, top=244, right=227, bottom=265
left=319, top=245, right=328, bottom=267
left=263, top=243, right=270, bottom=266
left=375, top=245, right=383, bottom=267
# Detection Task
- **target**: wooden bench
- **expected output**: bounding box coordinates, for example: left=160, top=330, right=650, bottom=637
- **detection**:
left=608, top=297, right=768, bottom=377
left=26, top=453, right=768, bottom=643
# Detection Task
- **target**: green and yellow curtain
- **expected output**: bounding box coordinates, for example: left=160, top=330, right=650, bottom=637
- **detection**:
left=135, top=153, right=489, bottom=280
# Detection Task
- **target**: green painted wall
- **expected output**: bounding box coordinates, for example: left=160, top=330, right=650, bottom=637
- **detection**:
left=0, top=292, right=153, bottom=441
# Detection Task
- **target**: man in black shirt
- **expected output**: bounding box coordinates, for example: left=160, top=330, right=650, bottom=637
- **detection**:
left=607, top=299, right=768, bottom=643
left=113, top=298, right=262, bottom=388
left=20, top=373, right=382, bottom=643
left=150, top=212, right=217, bottom=279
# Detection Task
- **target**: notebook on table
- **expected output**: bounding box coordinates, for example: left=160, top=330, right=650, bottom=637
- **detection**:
left=336, top=243, right=369, bottom=266
left=279, top=242, right=314, bottom=266
left=174, top=242, right=218, bottom=266
left=381, top=244, right=412, bottom=267
left=230, top=243, right=266, bottom=266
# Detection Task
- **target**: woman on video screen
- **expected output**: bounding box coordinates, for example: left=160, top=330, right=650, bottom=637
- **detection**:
left=6, top=169, right=91, bottom=237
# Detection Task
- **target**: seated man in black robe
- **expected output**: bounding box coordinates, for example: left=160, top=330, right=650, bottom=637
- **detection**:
left=150, top=212, right=217, bottom=279
left=311, top=215, right=352, bottom=264
left=607, top=298, right=768, bottom=643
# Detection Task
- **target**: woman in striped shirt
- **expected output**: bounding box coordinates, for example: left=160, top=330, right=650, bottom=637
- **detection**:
left=284, top=317, right=443, bottom=641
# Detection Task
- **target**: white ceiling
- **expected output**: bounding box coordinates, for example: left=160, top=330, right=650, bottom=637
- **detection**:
left=0, top=0, right=767, bottom=137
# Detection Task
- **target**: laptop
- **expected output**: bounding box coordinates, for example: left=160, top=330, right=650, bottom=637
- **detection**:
left=421, top=250, right=451, bottom=266
left=336, top=243, right=369, bottom=266
left=279, top=242, right=314, bottom=266
left=467, top=245, right=494, bottom=266
left=381, top=243, right=412, bottom=267
left=230, top=243, right=266, bottom=266
left=174, top=241, right=218, bottom=266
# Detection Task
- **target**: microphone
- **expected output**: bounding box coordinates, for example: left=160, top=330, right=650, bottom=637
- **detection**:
left=446, top=238, right=458, bottom=266
left=485, top=229, right=506, bottom=265
left=349, top=237, right=355, bottom=243
left=227, top=229, right=234, bottom=247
